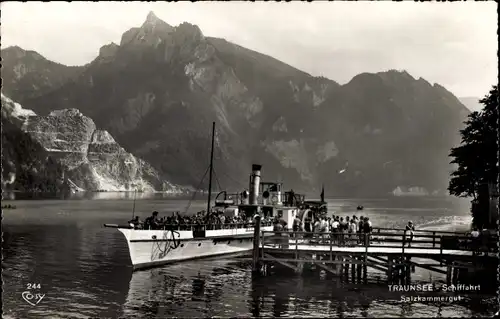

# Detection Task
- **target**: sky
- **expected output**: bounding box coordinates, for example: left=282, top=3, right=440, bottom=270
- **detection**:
left=1, top=1, right=497, bottom=98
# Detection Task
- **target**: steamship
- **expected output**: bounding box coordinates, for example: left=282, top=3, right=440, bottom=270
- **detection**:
left=105, top=123, right=326, bottom=270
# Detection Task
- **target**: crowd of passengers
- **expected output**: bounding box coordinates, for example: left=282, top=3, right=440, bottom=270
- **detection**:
left=274, top=213, right=375, bottom=246
left=128, top=210, right=274, bottom=230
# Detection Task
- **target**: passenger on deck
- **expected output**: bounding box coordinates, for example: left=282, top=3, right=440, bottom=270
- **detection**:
left=144, top=211, right=160, bottom=230
left=128, top=216, right=143, bottom=229
left=288, top=189, right=295, bottom=206
left=405, top=221, right=415, bottom=247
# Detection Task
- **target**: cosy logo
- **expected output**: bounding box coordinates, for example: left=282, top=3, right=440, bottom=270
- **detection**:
left=22, top=283, right=45, bottom=306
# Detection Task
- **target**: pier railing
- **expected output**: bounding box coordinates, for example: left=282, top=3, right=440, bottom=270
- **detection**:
left=260, top=230, right=498, bottom=254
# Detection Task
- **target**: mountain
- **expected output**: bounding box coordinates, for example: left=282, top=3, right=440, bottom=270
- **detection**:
left=459, top=97, right=483, bottom=112
left=1, top=12, right=470, bottom=196
left=1, top=94, right=181, bottom=193
left=1, top=46, right=84, bottom=102
left=314, top=72, right=470, bottom=195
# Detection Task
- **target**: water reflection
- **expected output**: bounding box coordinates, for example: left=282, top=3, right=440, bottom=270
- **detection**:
left=123, top=261, right=245, bottom=318
left=2, top=224, right=132, bottom=319
left=120, top=259, right=497, bottom=318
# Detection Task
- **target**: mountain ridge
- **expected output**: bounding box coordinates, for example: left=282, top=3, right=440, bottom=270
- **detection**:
left=1, top=13, right=469, bottom=196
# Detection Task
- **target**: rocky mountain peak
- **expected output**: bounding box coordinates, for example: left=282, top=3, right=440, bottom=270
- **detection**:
left=141, top=11, right=173, bottom=31
left=120, top=12, right=174, bottom=47
left=98, top=42, right=119, bottom=59
left=174, top=22, right=204, bottom=41
left=2, top=45, right=44, bottom=61
left=145, top=11, right=160, bottom=23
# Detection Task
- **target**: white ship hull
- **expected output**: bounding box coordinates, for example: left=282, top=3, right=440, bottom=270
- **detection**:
left=118, top=226, right=274, bottom=270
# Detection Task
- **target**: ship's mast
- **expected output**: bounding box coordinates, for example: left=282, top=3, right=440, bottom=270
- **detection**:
left=206, top=122, right=215, bottom=215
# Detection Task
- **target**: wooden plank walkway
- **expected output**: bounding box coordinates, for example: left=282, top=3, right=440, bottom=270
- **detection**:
left=263, top=243, right=490, bottom=257
left=259, top=228, right=498, bottom=259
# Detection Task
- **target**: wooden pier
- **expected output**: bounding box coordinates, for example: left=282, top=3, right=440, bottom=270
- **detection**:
left=250, top=226, right=498, bottom=286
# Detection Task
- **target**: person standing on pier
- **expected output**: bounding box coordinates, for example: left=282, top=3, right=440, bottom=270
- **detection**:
left=345, top=216, right=351, bottom=244
left=304, top=218, right=312, bottom=238
left=331, top=217, right=339, bottom=244
left=358, top=216, right=364, bottom=244
left=405, top=221, right=415, bottom=247
left=322, top=217, right=329, bottom=233
left=349, top=218, right=357, bottom=246
left=314, top=218, right=322, bottom=233
left=470, top=227, right=480, bottom=252
left=293, top=215, right=301, bottom=238
left=339, top=217, right=347, bottom=246
left=363, top=217, right=372, bottom=246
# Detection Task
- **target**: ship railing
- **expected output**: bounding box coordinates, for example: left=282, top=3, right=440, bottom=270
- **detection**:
left=152, top=221, right=274, bottom=231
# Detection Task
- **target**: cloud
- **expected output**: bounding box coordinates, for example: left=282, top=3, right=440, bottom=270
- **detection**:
left=1, top=1, right=497, bottom=97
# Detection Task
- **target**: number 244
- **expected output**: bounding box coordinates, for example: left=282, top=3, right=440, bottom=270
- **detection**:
left=27, top=283, right=41, bottom=289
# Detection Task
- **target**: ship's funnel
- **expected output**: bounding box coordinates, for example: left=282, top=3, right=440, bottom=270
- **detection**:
left=249, top=164, right=262, bottom=205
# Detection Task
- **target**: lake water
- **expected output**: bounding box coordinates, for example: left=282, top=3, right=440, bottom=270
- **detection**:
left=2, top=194, right=497, bottom=318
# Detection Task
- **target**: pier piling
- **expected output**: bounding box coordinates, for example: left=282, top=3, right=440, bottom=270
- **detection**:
left=252, top=215, right=261, bottom=273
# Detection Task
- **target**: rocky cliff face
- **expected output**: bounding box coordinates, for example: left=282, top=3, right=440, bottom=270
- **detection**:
left=1, top=94, right=180, bottom=192
left=2, top=12, right=470, bottom=196
left=2, top=94, right=66, bottom=193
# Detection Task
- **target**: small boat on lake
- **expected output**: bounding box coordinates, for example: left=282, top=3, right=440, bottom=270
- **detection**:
left=105, top=122, right=326, bottom=270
